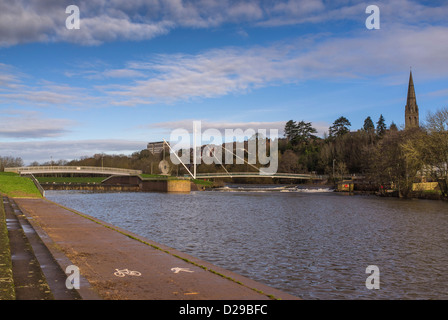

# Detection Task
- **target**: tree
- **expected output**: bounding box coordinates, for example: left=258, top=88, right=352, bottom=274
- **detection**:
left=376, top=114, right=387, bottom=137
left=426, top=107, right=448, bottom=132
left=404, top=107, right=448, bottom=196
left=284, top=120, right=298, bottom=142
left=363, top=116, right=375, bottom=133
left=284, top=120, right=317, bottom=147
left=389, top=122, right=398, bottom=132
left=295, top=120, right=317, bottom=143
left=368, top=129, right=422, bottom=197
left=278, top=150, right=301, bottom=173
left=329, top=116, right=351, bottom=138
left=0, top=156, right=24, bottom=171
left=335, top=161, right=349, bottom=179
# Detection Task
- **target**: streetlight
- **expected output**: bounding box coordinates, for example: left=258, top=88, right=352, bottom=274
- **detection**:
left=333, top=158, right=335, bottom=180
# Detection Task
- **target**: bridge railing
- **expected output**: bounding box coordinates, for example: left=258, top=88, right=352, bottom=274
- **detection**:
left=192, top=172, right=362, bottom=180
left=192, top=172, right=327, bottom=179
left=5, top=166, right=142, bottom=175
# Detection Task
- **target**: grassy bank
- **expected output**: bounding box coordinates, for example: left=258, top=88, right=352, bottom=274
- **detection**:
left=0, top=172, right=42, bottom=198
left=191, top=179, right=214, bottom=187
left=37, top=177, right=105, bottom=184
left=0, top=195, right=15, bottom=299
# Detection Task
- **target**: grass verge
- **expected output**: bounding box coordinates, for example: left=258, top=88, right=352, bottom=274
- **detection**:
left=37, top=177, right=105, bottom=184
left=0, top=172, right=42, bottom=198
left=0, top=194, right=15, bottom=300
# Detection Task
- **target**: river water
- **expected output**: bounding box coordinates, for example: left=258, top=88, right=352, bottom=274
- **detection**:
left=46, top=186, right=448, bottom=299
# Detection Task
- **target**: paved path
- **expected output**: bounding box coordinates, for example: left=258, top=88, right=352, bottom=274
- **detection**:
left=14, top=198, right=299, bottom=300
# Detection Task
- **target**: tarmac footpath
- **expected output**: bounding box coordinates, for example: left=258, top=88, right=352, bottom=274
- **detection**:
left=13, top=197, right=300, bottom=301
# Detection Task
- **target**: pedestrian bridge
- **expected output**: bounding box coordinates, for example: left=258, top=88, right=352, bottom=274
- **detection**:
left=193, top=172, right=327, bottom=180
left=5, top=166, right=142, bottom=176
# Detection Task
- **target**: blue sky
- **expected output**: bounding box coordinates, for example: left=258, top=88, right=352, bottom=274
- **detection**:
left=1, top=0, right=448, bottom=164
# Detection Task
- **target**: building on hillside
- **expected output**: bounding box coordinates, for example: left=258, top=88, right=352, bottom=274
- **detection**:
left=147, top=141, right=169, bottom=155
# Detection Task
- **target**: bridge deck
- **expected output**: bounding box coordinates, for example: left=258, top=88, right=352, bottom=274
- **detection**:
left=5, top=166, right=142, bottom=176
left=193, top=172, right=327, bottom=179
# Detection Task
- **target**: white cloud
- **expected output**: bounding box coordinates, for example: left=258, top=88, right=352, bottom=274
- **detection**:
left=55, top=15, right=173, bottom=46
left=3, top=21, right=448, bottom=109
left=0, top=65, right=100, bottom=107
left=427, top=88, right=448, bottom=98
left=92, top=24, right=448, bottom=106
left=2, top=0, right=447, bottom=46
left=0, top=139, right=146, bottom=164
left=0, top=63, right=26, bottom=90
left=101, top=46, right=301, bottom=105
left=0, top=110, right=75, bottom=138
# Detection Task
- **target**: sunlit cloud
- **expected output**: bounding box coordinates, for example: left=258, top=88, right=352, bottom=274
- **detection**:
left=92, top=25, right=448, bottom=106
left=0, top=110, right=75, bottom=139
left=2, top=0, right=447, bottom=46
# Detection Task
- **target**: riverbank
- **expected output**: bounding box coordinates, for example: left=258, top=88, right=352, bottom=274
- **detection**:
left=1, top=193, right=299, bottom=300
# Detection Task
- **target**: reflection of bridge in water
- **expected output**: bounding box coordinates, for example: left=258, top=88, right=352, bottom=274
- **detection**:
left=5, top=166, right=142, bottom=176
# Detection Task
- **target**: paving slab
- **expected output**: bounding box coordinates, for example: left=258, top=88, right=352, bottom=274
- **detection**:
left=14, top=198, right=300, bottom=300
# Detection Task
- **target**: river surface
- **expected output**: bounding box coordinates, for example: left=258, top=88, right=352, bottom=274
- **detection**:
left=46, top=186, right=448, bottom=299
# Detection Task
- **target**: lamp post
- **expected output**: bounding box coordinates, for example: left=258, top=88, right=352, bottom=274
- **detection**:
left=333, top=158, right=335, bottom=181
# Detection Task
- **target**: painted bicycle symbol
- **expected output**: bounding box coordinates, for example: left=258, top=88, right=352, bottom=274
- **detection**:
left=114, top=268, right=142, bottom=277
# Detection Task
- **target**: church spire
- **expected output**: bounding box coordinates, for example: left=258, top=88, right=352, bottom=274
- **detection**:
left=405, top=69, right=419, bottom=129
left=407, top=70, right=416, bottom=103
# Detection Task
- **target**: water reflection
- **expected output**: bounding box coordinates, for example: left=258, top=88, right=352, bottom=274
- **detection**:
left=46, top=188, right=448, bottom=299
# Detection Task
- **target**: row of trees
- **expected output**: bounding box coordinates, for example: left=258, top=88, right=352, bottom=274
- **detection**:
left=0, top=156, right=24, bottom=171
left=281, top=109, right=448, bottom=197
left=62, top=150, right=165, bottom=174
left=279, top=115, right=393, bottom=177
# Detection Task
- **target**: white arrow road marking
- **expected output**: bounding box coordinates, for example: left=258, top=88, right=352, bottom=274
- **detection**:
left=171, top=267, right=194, bottom=274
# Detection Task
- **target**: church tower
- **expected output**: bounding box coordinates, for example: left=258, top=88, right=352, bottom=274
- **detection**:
left=405, top=70, right=419, bottom=129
